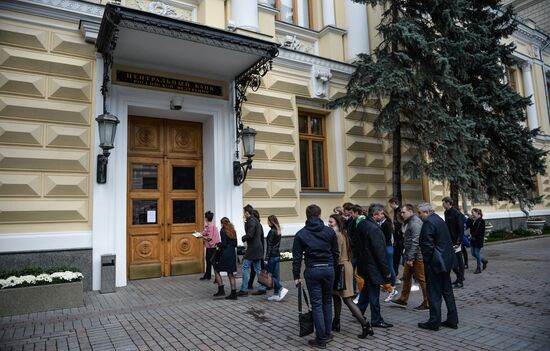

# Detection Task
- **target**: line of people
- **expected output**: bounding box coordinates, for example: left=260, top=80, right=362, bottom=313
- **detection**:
left=198, top=197, right=488, bottom=349
left=292, top=198, right=488, bottom=348
left=198, top=205, right=288, bottom=302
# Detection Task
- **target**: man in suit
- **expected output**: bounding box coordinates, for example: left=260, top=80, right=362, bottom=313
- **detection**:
left=417, top=203, right=459, bottom=331
left=354, top=203, right=393, bottom=328
left=442, top=197, right=465, bottom=288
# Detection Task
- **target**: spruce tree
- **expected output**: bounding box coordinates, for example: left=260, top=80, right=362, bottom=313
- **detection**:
left=330, top=0, right=546, bottom=207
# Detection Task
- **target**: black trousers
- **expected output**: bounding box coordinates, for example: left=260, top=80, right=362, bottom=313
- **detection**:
left=204, top=248, right=216, bottom=279
left=393, top=241, right=404, bottom=276
left=452, top=251, right=465, bottom=283
left=461, top=245, right=469, bottom=267
left=425, top=266, right=458, bottom=327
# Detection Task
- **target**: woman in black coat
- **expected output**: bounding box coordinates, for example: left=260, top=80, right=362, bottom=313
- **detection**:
left=213, top=217, right=238, bottom=299
left=467, top=208, right=488, bottom=274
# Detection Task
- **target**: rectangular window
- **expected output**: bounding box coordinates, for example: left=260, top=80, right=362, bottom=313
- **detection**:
left=299, top=112, right=327, bottom=190
left=275, top=0, right=312, bottom=29
left=506, top=66, right=518, bottom=92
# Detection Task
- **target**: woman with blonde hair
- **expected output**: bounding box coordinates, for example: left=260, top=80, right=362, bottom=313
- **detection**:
left=265, top=215, right=288, bottom=301
left=213, top=217, right=238, bottom=299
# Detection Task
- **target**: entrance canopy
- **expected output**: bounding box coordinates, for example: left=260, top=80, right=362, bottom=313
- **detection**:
left=96, top=4, right=279, bottom=81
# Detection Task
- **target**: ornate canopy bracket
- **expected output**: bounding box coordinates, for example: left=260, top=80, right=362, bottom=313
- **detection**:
left=234, top=50, right=278, bottom=158
left=97, top=6, right=121, bottom=115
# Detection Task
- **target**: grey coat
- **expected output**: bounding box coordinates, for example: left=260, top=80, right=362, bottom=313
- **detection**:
left=242, top=216, right=264, bottom=260
left=403, top=215, right=423, bottom=261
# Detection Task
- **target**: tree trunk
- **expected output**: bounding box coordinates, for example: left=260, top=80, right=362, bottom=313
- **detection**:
left=392, top=122, right=402, bottom=203
left=390, top=2, right=402, bottom=204
left=450, top=181, right=460, bottom=211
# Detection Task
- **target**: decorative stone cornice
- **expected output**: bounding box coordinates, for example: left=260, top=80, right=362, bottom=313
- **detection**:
left=275, top=48, right=355, bottom=75
left=0, top=0, right=104, bottom=24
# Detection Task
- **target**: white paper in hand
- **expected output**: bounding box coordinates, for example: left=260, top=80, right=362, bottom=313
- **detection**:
left=192, top=232, right=202, bottom=238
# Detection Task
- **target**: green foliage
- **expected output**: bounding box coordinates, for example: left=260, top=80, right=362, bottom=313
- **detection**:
left=330, top=0, right=546, bottom=204
left=0, top=266, right=81, bottom=280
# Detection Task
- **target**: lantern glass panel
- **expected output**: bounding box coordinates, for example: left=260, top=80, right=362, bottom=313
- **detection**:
left=242, top=128, right=256, bottom=158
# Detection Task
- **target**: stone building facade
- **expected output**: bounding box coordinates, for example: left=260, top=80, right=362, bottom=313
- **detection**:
left=0, top=0, right=549, bottom=290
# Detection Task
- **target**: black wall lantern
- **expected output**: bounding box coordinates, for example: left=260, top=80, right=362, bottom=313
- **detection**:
left=233, top=127, right=257, bottom=185
left=96, top=113, right=119, bottom=184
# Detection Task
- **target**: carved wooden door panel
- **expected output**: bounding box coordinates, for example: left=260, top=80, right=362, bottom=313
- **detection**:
left=127, top=116, right=203, bottom=279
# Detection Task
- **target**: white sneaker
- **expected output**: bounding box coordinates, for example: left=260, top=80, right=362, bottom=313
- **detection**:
left=385, top=288, right=398, bottom=302
left=267, top=294, right=278, bottom=301
left=353, top=295, right=359, bottom=304
left=411, top=284, right=420, bottom=292
left=277, top=287, right=289, bottom=301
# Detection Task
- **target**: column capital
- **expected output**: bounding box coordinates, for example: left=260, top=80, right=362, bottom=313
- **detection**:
left=520, top=60, right=533, bottom=71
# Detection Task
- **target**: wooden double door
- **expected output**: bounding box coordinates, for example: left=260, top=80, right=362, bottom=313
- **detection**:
left=127, top=116, right=203, bottom=279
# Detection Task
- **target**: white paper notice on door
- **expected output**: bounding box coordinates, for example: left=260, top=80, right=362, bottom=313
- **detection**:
left=147, top=210, right=156, bottom=223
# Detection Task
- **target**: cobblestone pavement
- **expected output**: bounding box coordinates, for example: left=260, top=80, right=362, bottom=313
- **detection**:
left=1, top=237, right=550, bottom=351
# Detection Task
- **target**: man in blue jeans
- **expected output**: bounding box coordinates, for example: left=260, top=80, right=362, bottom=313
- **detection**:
left=238, top=205, right=266, bottom=296
left=293, top=204, right=339, bottom=349
left=354, top=203, right=393, bottom=328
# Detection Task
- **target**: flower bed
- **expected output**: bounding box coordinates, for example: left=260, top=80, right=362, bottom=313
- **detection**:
left=0, top=267, right=84, bottom=316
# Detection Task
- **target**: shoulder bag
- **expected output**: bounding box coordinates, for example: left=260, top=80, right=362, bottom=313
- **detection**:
left=298, top=285, right=314, bottom=337
left=258, top=269, right=273, bottom=288
left=333, top=264, right=346, bottom=291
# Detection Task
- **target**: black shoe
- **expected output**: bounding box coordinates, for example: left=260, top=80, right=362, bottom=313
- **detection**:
left=474, top=268, right=481, bottom=274
left=413, top=303, right=430, bottom=312
left=418, top=322, right=439, bottom=331
left=213, top=285, right=225, bottom=297
left=251, top=290, right=266, bottom=295
left=441, top=320, right=458, bottom=329
left=452, top=282, right=464, bottom=289
left=482, top=259, right=488, bottom=270
left=200, top=276, right=210, bottom=280
left=372, top=322, right=393, bottom=328
left=225, top=290, right=237, bottom=300
left=237, top=290, right=249, bottom=297
left=307, top=339, right=326, bottom=349
left=390, top=299, right=407, bottom=308
left=358, top=323, right=374, bottom=339
left=332, top=319, right=340, bottom=332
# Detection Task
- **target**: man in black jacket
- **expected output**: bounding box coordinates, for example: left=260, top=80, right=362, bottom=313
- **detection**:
left=293, top=204, right=339, bottom=348
left=418, top=203, right=459, bottom=331
left=442, top=197, right=465, bottom=288
left=354, top=203, right=393, bottom=328
left=238, top=205, right=266, bottom=296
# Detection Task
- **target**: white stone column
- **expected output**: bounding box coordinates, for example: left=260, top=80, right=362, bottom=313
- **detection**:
left=322, top=0, right=335, bottom=26
left=232, top=0, right=258, bottom=31
left=345, top=0, right=370, bottom=60
left=522, top=62, right=539, bottom=130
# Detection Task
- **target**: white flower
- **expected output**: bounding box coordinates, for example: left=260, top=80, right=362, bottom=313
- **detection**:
left=0, top=271, right=83, bottom=289
left=280, top=251, right=293, bottom=261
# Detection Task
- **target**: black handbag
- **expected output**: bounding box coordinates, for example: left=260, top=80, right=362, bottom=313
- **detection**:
left=298, top=286, right=314, bottom=337
left=210, top=244, right=224, bottom=265
left=334, top=264, right=346, bottom=291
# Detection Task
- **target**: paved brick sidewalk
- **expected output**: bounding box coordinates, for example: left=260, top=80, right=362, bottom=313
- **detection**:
left=1, top=237, right=549, bottom=350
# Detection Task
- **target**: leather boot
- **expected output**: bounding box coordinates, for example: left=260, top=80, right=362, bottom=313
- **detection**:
left=213, top=285, right=225, bottom=297
left=225, top=289, right=237, bottom=300
left=358, top=322, right=374, bottom=339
